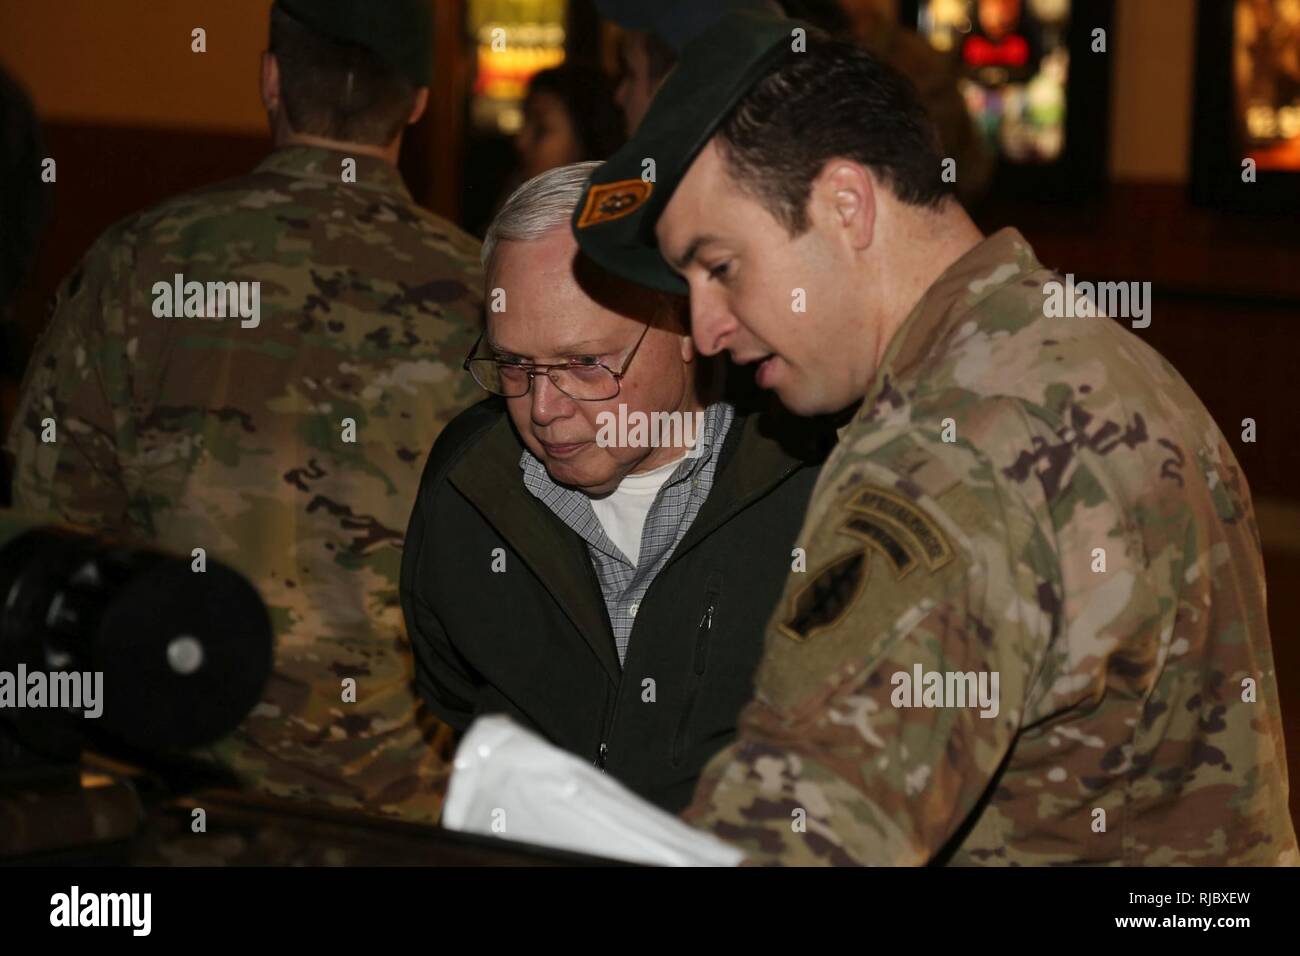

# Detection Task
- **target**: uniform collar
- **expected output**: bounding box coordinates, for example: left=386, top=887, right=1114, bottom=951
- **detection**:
left=254, top=145, right=413, bottom=201
left=857, top=227, right=1042, bottom=421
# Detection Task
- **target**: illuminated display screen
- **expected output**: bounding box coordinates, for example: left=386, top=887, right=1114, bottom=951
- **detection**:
left=915, top=0, right=1073, bottom=164
left=469, top=0, right=568, bottom=135
left=1235, top=0, right=1300, bottom=171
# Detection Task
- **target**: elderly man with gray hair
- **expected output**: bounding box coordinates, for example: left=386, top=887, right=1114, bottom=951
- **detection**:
left=400, top=161, right=830, bottom=812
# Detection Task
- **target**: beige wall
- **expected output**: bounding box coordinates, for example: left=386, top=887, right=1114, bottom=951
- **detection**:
left=1108, top=0, right=1198, bottom=182
left=1, top=0, right=1203, bottom=181
left=0, top=0, right=273, bottom=133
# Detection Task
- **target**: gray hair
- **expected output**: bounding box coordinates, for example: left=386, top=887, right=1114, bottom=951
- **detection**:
left=481, top=161, right=602, bottom=273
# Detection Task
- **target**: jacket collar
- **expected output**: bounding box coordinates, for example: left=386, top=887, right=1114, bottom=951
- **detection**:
left=667, top=410, right=808, bottom=565
left=450, top=415, right=622, bottom=679
left=447, top=407, right=815, bottom=682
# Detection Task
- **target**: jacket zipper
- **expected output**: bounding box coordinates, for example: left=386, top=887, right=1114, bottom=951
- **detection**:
left=594, top=567, right=724, bottom=770
left=588, top=418, right=806, bottom=768
left=590, top=421, right=802, bottom=767
left=672, top=582, right=720, bottom=766
left=595, top=663, right=625, bottom=771
left=693, top=602, right=715, bottom=675
left=593, top=563, right=676, bottom=771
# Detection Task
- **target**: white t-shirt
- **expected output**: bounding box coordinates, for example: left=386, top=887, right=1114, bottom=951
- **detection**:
left=589, top=455, right=684, bottom=567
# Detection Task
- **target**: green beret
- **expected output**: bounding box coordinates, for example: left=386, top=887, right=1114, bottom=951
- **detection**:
left=275, top=0, right=433, bottom=87
left=593, top=0, right=782, bottom=52
left=572, top=10, right=804, bottom=294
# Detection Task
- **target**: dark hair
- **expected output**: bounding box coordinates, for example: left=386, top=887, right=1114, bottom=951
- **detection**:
left=269, top=5, right=418, bottom=146
left=716, top=37, right=952, bottom=234
left=526, top=65, right=626, bottom=160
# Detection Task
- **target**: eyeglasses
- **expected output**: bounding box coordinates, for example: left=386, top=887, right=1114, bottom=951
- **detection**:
left=463, top=322, right=651, bottom=401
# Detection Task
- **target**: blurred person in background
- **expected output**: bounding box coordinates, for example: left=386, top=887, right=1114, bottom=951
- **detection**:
left=515, top=64, right=626, bottom=182
left=601, top=0, right=993, bottom=206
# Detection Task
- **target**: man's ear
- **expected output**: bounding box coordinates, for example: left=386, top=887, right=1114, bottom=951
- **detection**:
left=662, top=296, right=694, bottom=362
left=812, top=160, right=876, bottom=253
left=679, top=328, right=696, bottom=363
left=260, top=51, right=281, bottom=114
left=408, top=87, right=429, bottom=126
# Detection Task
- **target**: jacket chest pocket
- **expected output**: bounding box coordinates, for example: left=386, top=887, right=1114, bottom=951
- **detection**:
left=671, top=569, right=723, bottom=767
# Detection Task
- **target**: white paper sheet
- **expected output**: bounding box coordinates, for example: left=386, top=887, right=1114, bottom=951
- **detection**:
left=442, top=715, right=744, bottom=867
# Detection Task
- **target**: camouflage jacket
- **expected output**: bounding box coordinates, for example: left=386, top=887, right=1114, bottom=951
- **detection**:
left=681, top=228, right=1297, bottom=865
left=6, top=146, right=484, bottom=823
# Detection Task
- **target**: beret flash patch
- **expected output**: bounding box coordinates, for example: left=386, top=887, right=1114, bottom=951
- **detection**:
left=576, top=179, right=653, bottom=228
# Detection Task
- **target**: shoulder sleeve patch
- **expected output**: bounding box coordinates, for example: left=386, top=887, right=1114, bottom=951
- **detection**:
left=839, top=515, right=916, bottom=579
left=575, top=179, right=653, bottom=228
left=757, top=470, right=1010, bottom=713
left=843, top=485, right=954, bottom=571
left=777, top=550, right=868, bottom=644
left=776, top=483, right=956, bottom=644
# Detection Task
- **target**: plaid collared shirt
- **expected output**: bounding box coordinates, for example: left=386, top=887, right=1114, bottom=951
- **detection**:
left=520, top=401, right=735, bottom=666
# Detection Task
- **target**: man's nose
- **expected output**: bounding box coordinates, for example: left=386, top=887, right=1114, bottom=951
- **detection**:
left=530, top=373, right=572, bottom=425
left=690, top=287, right=736, bottom=358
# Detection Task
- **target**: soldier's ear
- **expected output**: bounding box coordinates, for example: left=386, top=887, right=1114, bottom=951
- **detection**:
left=813, top=160, right=876, bottom=254
left=260, top=52, right=282, bottom=114
left=408, top=88, right=430, bottom=127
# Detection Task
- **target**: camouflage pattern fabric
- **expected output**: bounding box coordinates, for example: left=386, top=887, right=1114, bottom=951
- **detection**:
left=5, top=146, right=483, bottom=824
left=681, top=228, right=1298, bottom=865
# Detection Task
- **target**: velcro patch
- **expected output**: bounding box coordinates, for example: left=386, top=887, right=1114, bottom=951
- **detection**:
left=777, top=550, right=867, bottom=644
left=842, top=485, right=954, bottom=572
left=575, top=179, right=653, bottom=228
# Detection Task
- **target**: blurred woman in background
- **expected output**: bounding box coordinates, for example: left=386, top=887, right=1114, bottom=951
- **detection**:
left=514, top=64, right=625, bottom=182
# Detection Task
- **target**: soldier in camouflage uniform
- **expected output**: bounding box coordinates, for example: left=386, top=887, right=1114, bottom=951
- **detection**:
left=573, top=11, right=1298, bottom=864
left=4, top=0, right=481, bottom=823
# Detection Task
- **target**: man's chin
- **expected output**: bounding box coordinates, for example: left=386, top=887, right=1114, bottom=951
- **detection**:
left=773, top=379, right=852, bottom=419
left=541, top=447, right=614, bottom=494
left=767, top=377, right=815, bottom=416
